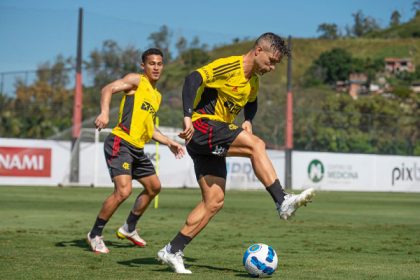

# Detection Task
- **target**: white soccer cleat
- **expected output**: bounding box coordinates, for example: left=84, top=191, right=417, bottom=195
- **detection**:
left=116, top=223, right=147, bottom=247
left=157, top=245, right=192, bottom=274
left=87, top=232, right=110, bottom=254
left=278, top=188, right=315, bottom=220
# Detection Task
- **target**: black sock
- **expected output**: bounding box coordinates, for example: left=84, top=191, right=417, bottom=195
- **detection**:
left=90, top=217, right=108, bottom=238
left=266, top=179, right=287, bottom=205
left=168, top=232, right=192, bottom=253
left=126, top=211, right=141, bottom=232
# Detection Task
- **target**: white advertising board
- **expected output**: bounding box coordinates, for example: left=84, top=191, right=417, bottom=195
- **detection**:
left=79, top=142, right=284, bottom=189
left=2, top=138, right=419, bottom=192
left=292, top=151, right=420, bottom=192
left=0, top=138, right=70, bottom=186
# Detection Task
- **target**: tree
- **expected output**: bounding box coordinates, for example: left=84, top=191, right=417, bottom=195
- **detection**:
left=84, top=40, right=141, bottom=118
left=317, top=23, right=339, bottom=39
left=310, top=48, right=354, bottom=84
left=86, top=40, right=140, bottom=87
left=350, top=10, right=381, bottom=37
left=12, top=55, right=73, bottom=138
left=175, top=36, right=187, bottom=55
left=412, top=0, right=420, bottom=16
left=148, top=25, right=172, bottom=62
left=0, top=93, right=22, bottom=137
left=390, top=10, right=401, bottom=27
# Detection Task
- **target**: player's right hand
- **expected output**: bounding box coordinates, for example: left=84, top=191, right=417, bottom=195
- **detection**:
left=178, top=116, right=194, bottom=144
left=94, top=113, right=109, bottom=131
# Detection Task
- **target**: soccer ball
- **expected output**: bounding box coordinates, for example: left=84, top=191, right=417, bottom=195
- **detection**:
left=243, top=243, right=278, bottom=277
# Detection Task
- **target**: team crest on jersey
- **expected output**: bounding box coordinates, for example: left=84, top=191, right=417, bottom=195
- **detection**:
left=141, top=101, right=157, bottom=116
left=224, top=100, right=241, bottom=114
left=122, top=162, right=130, bottom=170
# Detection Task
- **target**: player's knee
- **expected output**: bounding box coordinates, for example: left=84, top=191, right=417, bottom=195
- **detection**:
left=115, top=188, right=132, bottom=202
left=206, top=199, right=224, bottom=214
left=253, top=137, right=266, bottom=154
left=149, top=183, right=161, bottom=197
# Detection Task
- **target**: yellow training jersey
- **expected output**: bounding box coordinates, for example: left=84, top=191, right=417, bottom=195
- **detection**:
left=111, top=74, right=161, bottom=148
left=193, top=55, right=259, bottom=123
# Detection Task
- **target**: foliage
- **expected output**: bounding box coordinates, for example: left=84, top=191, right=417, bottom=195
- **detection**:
left=294, top=91, right=420, bottom=155
left=84, top=40, right=142, bottom=119
left=390, top=10, right=401, bottom=27
left=2, top=55, right=73, bottom=138
left=351, top=57, right=384, bottom=82
left=348, top=10, right=381, bottom=37
left=413, top=0, right=420, bottom=13
left=148, top=25, right=173, bottom=63
left=367, top=12, right=420, bottom=38
left=305, top=48, right=354, bottom=85
left=0, top=93, right=21, bottom=137
left=317, top=23, right=339, bottom=39
left=86, top=40, right=141, bottom=88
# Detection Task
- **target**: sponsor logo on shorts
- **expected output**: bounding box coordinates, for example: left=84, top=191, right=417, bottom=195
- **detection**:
left=212, top=145, right=226, bottom=156
left=122, top=162, right=130, bottom=170
left=228, top=124, right=238, bottom=130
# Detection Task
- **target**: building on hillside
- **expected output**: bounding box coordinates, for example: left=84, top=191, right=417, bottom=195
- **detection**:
left=384, top=58, right=415, bottom=74
left=348, top=73, right=368, bottom=99
left=410, top=82, right=420, bottom=93
left=335, top=80, right=348, bottom=93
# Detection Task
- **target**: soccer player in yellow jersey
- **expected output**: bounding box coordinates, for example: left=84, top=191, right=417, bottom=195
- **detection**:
left=157, top=33, right=315, bottom=273
left=87, top=48, right=185, bottom=254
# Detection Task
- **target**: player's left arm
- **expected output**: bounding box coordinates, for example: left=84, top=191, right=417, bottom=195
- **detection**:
left=152, top=128, right=185, bottom=159
left=242, top=98, right=258, bottom=134
left=179, top=71, right=203, bottom=143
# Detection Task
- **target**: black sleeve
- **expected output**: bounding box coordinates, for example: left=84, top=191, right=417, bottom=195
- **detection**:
left=243, top=98, right=258, bottom=122
left=182, top=71, right=203, bottom=117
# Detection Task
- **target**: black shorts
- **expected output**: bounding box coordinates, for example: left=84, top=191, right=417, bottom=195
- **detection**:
left=187, top=118, right=243, bottom=180
left=104, top=134, right=155, bottom=180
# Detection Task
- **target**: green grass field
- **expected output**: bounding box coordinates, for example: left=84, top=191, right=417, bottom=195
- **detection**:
left=0, top=186, right=419, bottom=279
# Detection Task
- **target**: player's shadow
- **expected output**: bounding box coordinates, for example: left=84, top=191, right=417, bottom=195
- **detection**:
left=55, top=239, right=133, bottom=252
left=190, top=264, right=243, bottom=274
left=118, top=257, right=173, bottom=272
left=120, top=257, right=243, bottom=274
left=234, top=273, right=255, bottom=278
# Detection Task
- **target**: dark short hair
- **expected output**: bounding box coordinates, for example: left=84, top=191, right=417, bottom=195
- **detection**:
left=255, top=32, right=290, bottom=58
left=141, top=48, right=163, bottom=63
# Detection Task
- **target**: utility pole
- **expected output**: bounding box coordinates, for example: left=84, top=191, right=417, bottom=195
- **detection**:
left=284, top=36, right=293, bottom=189
left=70, top=7, right=83, bottom=183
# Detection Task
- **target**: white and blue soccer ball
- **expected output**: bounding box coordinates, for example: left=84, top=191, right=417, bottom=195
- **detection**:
left=243, top=243, right=278, bottom=277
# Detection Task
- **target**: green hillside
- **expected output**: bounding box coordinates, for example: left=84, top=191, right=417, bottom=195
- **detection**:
left=366, top=13, right=420, bottom=39
left=206, top=37, right=420, bottom=88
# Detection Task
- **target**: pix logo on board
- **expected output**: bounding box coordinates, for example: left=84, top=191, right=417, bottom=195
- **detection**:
left=392, top=163, right=420, bottom=186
